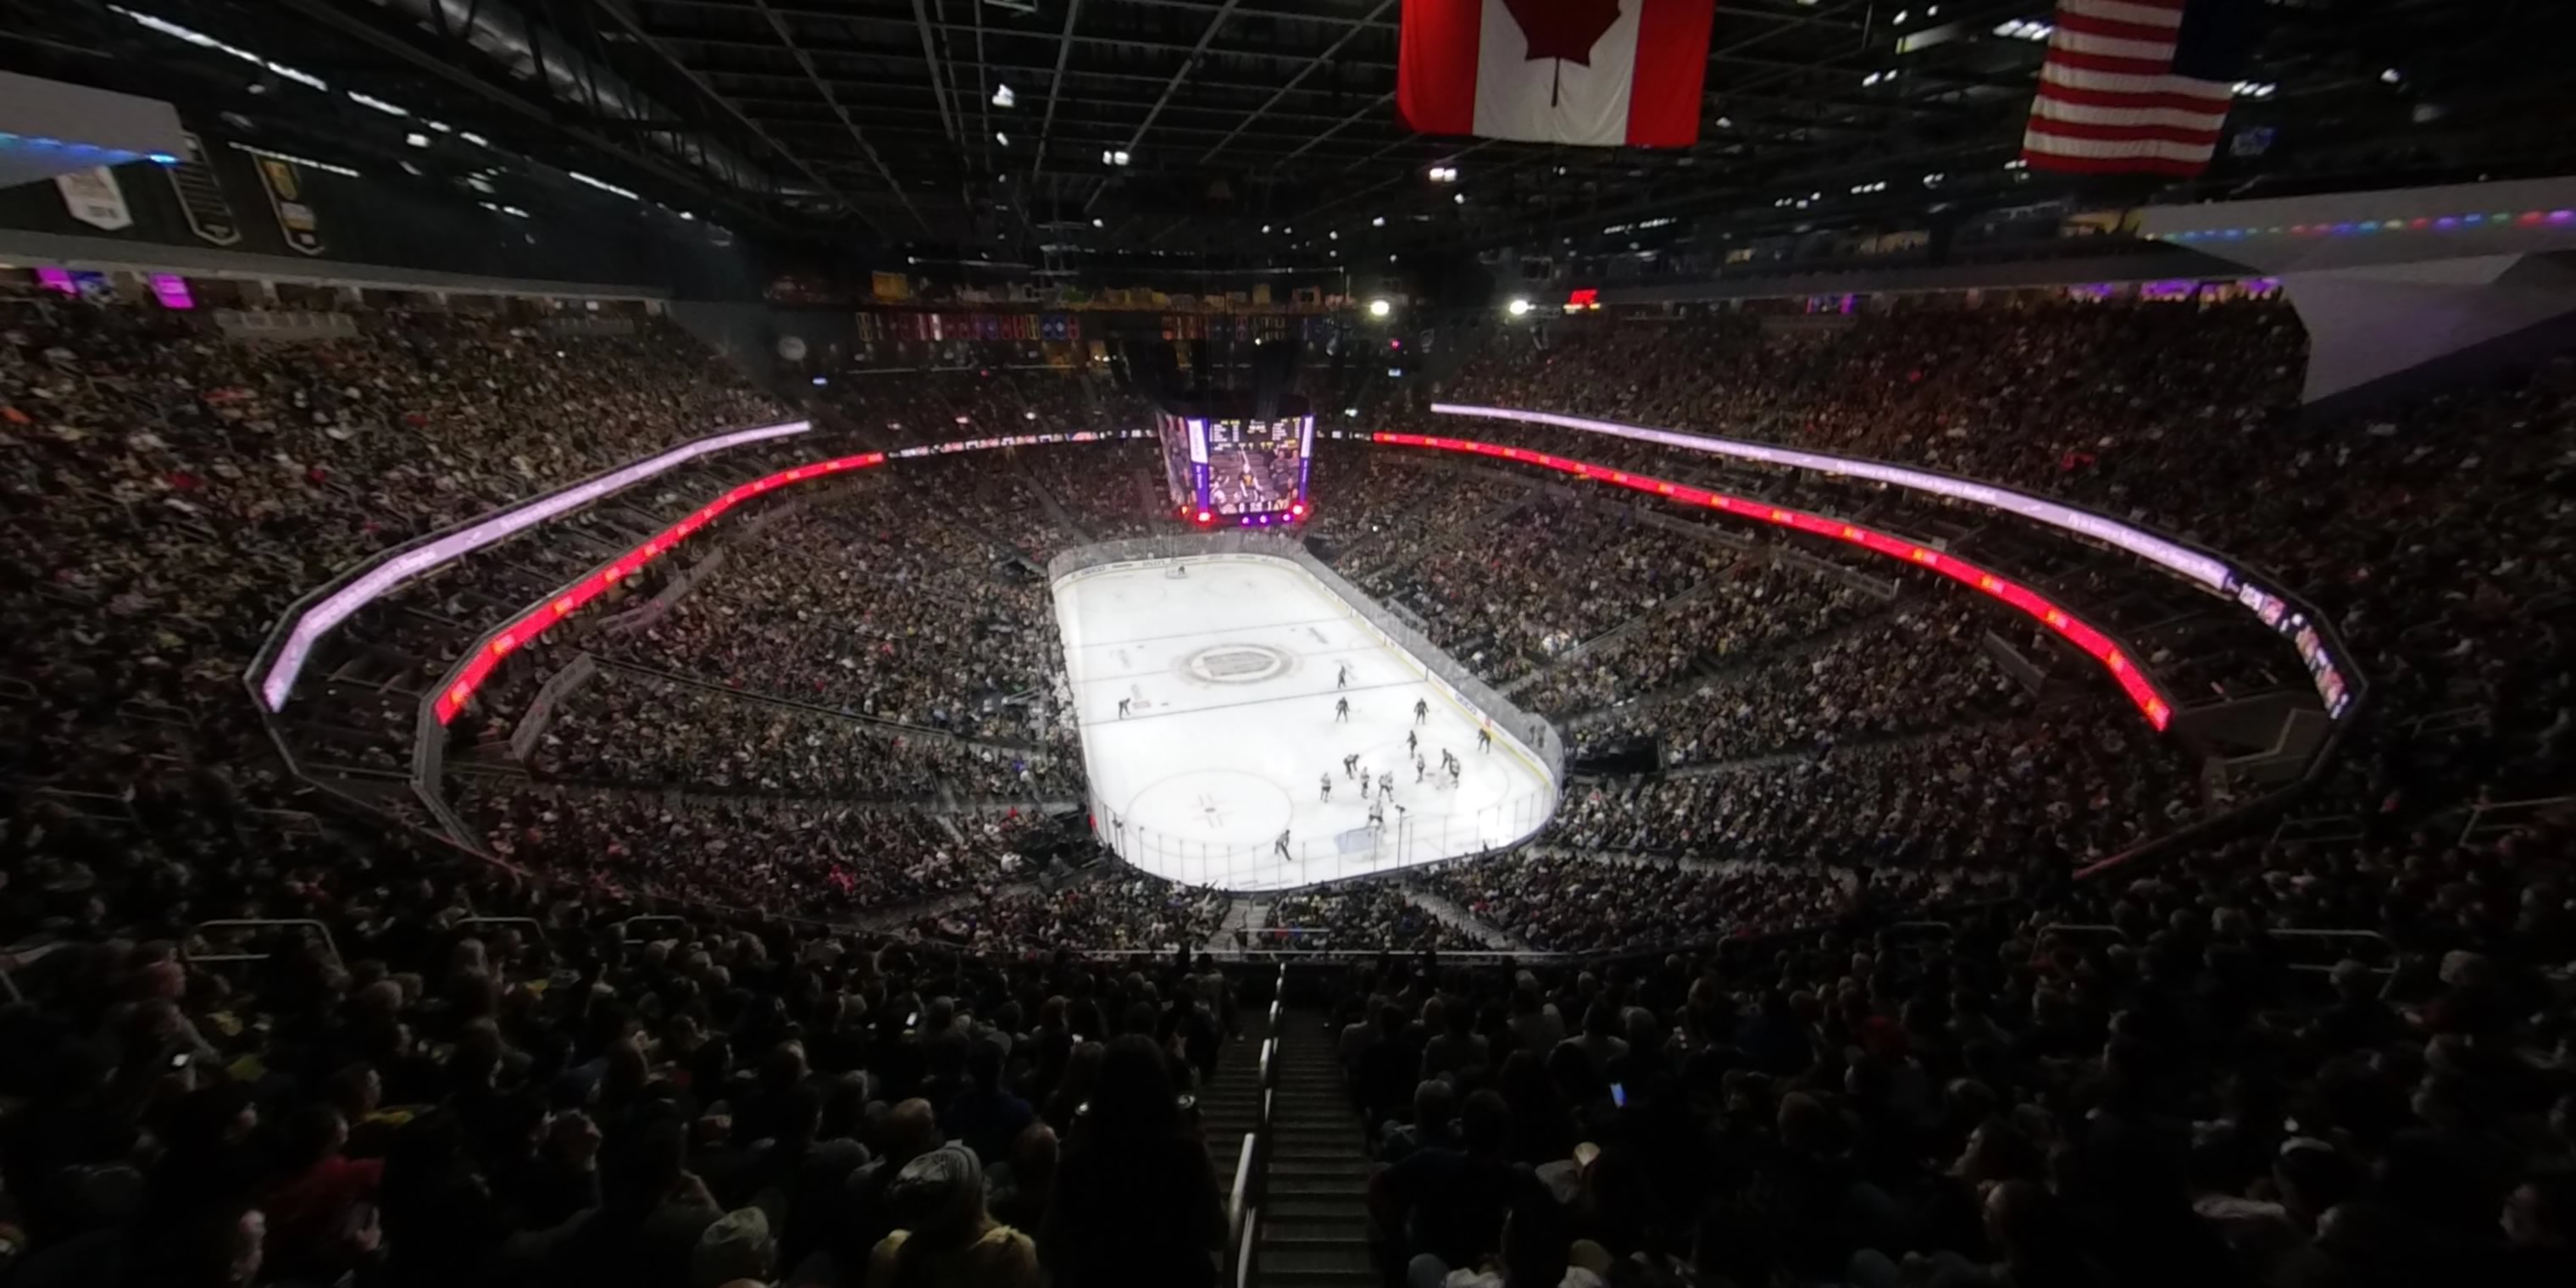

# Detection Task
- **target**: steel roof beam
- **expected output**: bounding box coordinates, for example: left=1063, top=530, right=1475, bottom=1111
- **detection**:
left=749, top=0, right=928, bottom=228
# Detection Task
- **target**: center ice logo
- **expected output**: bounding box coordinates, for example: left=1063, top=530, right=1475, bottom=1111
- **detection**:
left=1181, top=642, right=1292, bottom=685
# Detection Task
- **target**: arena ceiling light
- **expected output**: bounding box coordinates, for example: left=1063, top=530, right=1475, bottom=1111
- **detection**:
left=991, top=83, right=1015, bottom=108
left=1507, top=298, right=1532, bottom=317
left=1367, top=298, right=1393, bottom=319
left=1428, top=165, right=1458, bottom=182
left=1101, top=148, right=1131, bottom=166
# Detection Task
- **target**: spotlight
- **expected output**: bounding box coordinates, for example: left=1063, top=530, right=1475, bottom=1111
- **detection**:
left=1024, top=409, right=1038, bottom=420
left=995, top=131, right=1010, bottom=146
left=992, top=83, right=1015, bottom=108
left=811, top=375, right=828, bottom=386
left=1507, top=297, right=1532, bottom=317
left=1368, top=298, right=1392, bottom=319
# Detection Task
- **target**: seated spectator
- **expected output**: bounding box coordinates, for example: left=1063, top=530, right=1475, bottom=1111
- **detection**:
left=863, top=1144, right=1038, bottom=1288
left=1371, top=1091, right=1523, bottom=1280
left=941, top=1041, right=1035, bottom=1169
left=1040, top=1036, right=1225, bottom=1287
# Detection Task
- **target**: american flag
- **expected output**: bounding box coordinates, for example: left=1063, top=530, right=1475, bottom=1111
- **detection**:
left=2020, top=0, right=2259, bottom=176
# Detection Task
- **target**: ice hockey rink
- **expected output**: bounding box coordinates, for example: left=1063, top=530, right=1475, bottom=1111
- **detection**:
left=1054, top=555, right=1557, bottom=891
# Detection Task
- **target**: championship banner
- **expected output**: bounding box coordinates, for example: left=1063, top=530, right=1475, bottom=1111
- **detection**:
left=253, top=156, right=325, bottom=255
left=166, top=132, right=242, bottom=246
left=56, top=166, right=134, bottom=230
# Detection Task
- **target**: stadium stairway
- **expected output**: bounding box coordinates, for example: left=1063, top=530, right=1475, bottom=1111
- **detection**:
left=1252, top=1010, right=1377, bottom=1288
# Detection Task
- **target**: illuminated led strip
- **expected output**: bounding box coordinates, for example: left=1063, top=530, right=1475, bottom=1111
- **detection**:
left=258, top=419, right=813, bottom=709
left=434, top=451, right=885, bottom=723
left=427, top=428, right=2174, bottom=731
left=1377, top=432, right=2174, bottom=730
left=1430, top=402, right=2233, bottom=591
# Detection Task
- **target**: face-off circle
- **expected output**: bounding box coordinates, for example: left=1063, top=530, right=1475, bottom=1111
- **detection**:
left=1178, top=642, right=1294, bottom=686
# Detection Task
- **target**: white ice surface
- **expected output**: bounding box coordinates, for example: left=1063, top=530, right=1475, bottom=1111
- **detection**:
left=1054, top=557, right=1556, bottom=891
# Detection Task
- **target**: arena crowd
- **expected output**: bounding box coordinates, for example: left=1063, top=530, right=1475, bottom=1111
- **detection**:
left=3, top=274, right=2572, bottom=1288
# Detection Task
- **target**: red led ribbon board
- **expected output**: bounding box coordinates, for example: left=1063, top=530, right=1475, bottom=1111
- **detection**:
left=1372, top=431, right=2174, bottom=730
left=433, top=452, right=886, bottom=723
left=436, top=436, right=2170, bottom=733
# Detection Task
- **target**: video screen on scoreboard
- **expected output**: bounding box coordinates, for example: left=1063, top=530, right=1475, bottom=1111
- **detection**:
left=1157, top=412, right=1313, bottom=518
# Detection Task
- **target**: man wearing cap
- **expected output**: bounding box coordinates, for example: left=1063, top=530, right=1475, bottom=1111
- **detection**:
left=691, top=1206, right=776, bottom=1288
left=864, top=1144, right=1037, bottom=1288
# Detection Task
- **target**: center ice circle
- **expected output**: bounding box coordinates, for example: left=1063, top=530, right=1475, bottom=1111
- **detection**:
left=1124, top=769, right=1296, bottom=850
left=1180, top=642, right=1293, bottom=686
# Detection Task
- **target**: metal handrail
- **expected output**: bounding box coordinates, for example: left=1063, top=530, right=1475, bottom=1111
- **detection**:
left=1233, top=1203, right=1258, bottom=1288
left=186, top=919, right=342, bottom=968
left=1227, top=1132, right=1256, bottom=1254
left=2457, top=795, right=2574, bottom=845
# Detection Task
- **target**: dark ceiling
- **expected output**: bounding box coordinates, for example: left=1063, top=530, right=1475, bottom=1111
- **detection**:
left=8, top=0, right=2574, bottom=275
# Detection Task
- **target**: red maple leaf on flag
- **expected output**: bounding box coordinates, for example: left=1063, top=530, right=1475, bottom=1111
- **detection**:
left=1502, top=0, right=1623, bottom=64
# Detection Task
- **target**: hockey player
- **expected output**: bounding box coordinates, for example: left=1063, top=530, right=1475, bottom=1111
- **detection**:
left=1274, top=829, right=1291, bottom=860
left=1335, top=696, right=1350, bottom=723
left=1378, top=770, right=1395, bottom=800
left=1343, top=753, right=1359, bottom=779
left=1407, top=730, right=1418, bottom=755
left=1477, top=726, right=1492, bottom=752
left=1367, top=798, right=1385, bottom=830
left=1414, top=753, right=1426, bottom=783
left=1413, top=697, right=1430, bottom=726
left=1117, top=697, right=1131, bottom=719
left=1448, top=759, right=1462, bottom=789
left=1319, top=774, right=1332, bottom=802
left=1336, top=663, right=1350, bottom=689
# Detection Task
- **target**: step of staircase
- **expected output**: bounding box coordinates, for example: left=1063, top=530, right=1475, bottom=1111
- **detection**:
left=1252, top=1011, right=1379, bottom=1288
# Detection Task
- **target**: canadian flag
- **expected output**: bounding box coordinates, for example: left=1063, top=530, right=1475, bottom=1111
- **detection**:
left=1397, top=0, right=1717, bottom=148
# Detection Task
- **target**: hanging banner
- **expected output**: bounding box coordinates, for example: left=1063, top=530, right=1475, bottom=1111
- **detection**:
left=56, top=166, right=134, bottom=231
left=165, top=132, right=241, bottom=246
left=254, top=156, right=325, bottom=256
left=870, top=271, right=911, bottom=301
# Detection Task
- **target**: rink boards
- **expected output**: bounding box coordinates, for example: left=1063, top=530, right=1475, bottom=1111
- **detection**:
left=1052, top=553, right=1557, bottom=891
